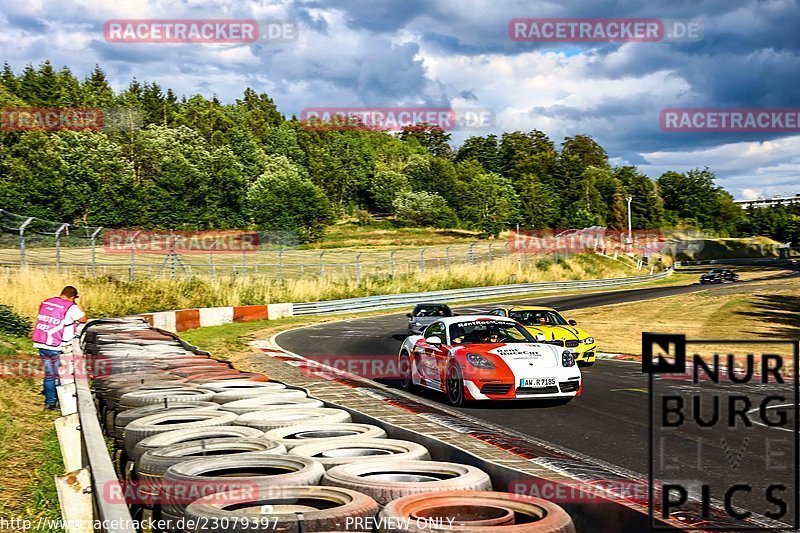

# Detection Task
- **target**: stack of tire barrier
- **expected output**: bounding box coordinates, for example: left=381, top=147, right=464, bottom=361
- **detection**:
left=84, top=318, right=575, bottom=532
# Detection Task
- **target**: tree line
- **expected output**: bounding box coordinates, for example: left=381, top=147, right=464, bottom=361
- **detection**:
left=0, top=61, right=792, bottom=243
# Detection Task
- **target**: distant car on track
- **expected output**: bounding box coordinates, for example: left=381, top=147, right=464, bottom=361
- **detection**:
left=406, top=303, right=454, bottom=335
left=487, top=306, right=596, bottom=367
left=398, top=316, right=581, bottom=406
left=699, top=268, right=739, bottom=284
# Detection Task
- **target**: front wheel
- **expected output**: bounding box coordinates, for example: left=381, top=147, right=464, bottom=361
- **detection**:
left=399, top=351, right=413, bottom=391
left=445, top=362, right=465, bottom=407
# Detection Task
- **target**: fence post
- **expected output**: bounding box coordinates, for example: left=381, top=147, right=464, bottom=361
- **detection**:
left=488, top=242, right=494, bottom=262
left=209, top=250, right=215, bottom=279
left=242, top=250, right=247, bottom=279
left=390, top=251, right=396, bottom=277
left=356, top=253, right=362, bottom=283
left=504, top=241, right=510, bottom=257
left=128, top=231, right=141, bottom=280
left=319, top=251, right=325, bottom=278
left=19, top=217, right=34, bottom=268
left=469, top=241, right=476, bottom=265
left=278, top=247, right=284, bottom=282
left=90, top=227, right=102, bottom=276
left=54, top=223, right=68, bottom=272
left=419, top=248, right=426, bottom=273
left=445, top=245, right=452, bottom=269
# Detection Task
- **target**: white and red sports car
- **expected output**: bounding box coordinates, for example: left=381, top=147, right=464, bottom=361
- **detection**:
left=398, top=316, right=582, bottom=406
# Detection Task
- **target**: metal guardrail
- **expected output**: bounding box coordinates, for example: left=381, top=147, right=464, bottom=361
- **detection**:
left=675, top=257, right=784, bottom=266
left=292, top=269, right=672, bottom=315
left=56, top=338, right=137, bottom=533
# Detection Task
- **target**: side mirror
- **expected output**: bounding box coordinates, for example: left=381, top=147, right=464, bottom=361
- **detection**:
left=425, top=336, right=442, bottom=345
left=568, top=320, right=578, bottom=326
left=406, top=313, right=413, bottom=318
left=535, top=333, right=546, bottom=343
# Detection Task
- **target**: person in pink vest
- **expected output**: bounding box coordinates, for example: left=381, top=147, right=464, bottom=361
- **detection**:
left=32, top=286, right=86, bottom=410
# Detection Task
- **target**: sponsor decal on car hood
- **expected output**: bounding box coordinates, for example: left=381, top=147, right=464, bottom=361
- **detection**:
left=487, top=343, right=560, bottom=368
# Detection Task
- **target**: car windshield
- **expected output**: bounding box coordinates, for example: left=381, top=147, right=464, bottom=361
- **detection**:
left=449, top=320, right=534, bottom=344
left=708, top=269, right=723, bottom=274
left=413, top=305, right=452, bottom=317
left=508, top=310, right=568, bottom=326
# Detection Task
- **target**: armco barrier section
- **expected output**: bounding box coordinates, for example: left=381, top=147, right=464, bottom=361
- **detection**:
left=137, top=270, right=672, bottom=332
left=51, top=337, right=137, bottom=533
left=291, top=269, right=672, bottom=316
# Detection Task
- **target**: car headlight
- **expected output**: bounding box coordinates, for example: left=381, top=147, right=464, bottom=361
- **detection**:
left=412, top=322, right=422, bottom=327
left=467, top=353, right=495, bottom=369
left=581, top=337, right=594, bottom=345
left=562, top=350, right=575, bottom=367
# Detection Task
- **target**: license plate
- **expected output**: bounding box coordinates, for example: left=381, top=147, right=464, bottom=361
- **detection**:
left=519, top=377, right=555, bottom=388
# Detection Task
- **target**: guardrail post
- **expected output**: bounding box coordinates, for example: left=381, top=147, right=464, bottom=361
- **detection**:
left=419, top=248, right=426, bottom=273
left=90, top=227, right=102, bottom=275
left=319, top=251, right=325, bottom=277
left=278, top=247, right=285, bottom=282
left=55, top=223, right=68, bottom=272
left=19, top=216, right=33, bottom=268
left=469, top=242, right=476, bottom=265
left=356, top=252, right=362, bottom=283
left=390, top=251, right=396, bottom=277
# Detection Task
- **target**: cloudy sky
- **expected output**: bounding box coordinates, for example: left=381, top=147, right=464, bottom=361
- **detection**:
left=2, top=0, right=799, bottom=199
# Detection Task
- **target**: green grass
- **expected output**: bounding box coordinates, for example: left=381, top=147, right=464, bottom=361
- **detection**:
left=25, top=428, right=64, bottom=530
left=0, top=335, right=64, bottom=529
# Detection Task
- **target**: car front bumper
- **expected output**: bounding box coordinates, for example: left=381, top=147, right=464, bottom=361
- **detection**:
left=463, top=374, right=582, bottom=400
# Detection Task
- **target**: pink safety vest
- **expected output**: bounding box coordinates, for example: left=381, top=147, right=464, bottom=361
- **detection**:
left=32, top=297, right=75, bottom=348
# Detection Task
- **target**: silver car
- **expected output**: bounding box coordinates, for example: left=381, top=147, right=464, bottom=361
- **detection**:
left=406, top=303, right=454, bottom=335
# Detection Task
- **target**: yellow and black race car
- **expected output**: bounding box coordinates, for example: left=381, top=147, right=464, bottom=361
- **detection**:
left=487, top=305, right=596, bottom=366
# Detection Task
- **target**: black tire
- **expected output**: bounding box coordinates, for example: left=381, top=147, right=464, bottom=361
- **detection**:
left=113, top=401, right=220, bottom=441
left=161, top=455, right=325, bottom=519
left=234, top=408, right=351, bottom=432
left=445, top=361, right=465, bottom=407
left=123, top=410, right=238, bottom=456
left=132, top=426, right=265, bottom=465
left=219, top=397, right=323, bottom=415
left=265, top=423, right=388, bottom=450
left=137, top=437, right=288, bottom=501
left=197, top=380, right=286, bottom=393
left=212, top=388, right=307, bottom=404
left=119, top=388, right=216, bottom=408
left=322, top=460, right=491, bottom=506
left=184, top=486, right=379, bottom=533
left=380, top=490, right=576, bottom=532
left=290, top=438, right=430, bottom=469
left=399, top=351, right=413, bottom=391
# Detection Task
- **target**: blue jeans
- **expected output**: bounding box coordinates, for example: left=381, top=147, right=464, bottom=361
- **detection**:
left=39, top=348, right=61, bottom=406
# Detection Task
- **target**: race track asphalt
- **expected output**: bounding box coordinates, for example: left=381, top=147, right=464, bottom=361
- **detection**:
left=275, top=275, right=798, bottom=518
